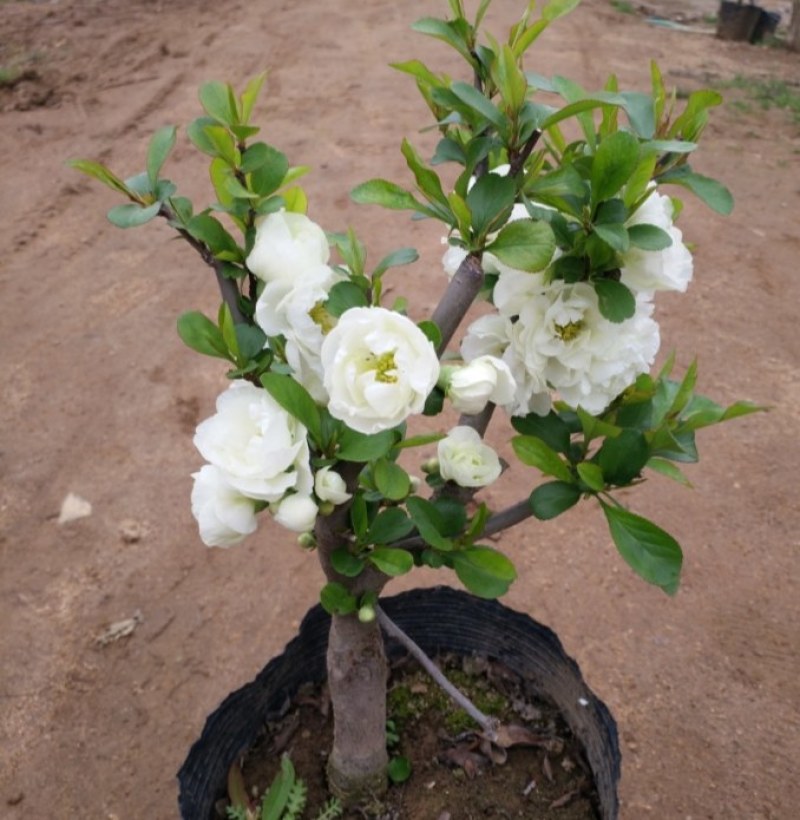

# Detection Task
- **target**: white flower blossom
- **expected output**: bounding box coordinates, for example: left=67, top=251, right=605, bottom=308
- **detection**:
left=255, top=264, right=344, bottom=402
left=273, top=494, right=318, bottom=533
left=446, top=356, right=517, bottom=415
left=460, top=313, right=512, bottom=362
left=314, top=467, right=352, bottom=505
left=191, top=465, right=258, bottom=548
left=246, top=210, right=330, bottom=283
left=511, top=280, right=660, bottom=414
left=621, top=189, right=693, bottom=293
left=194, top=381, right=312, bottom=502
left=438, top=426, right=502, bottom=488
left=321, top=306, right=440, bottom=434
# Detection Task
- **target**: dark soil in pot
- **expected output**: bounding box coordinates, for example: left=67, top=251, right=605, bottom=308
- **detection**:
left=178, top=587, right=621, bottom=819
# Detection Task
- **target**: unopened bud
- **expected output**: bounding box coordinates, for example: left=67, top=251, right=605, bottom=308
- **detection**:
left=358, top=604, right=376, bottom=623
left=421, top=457, right=440, bottom=475
left=318, top=501, right=335, bottom=516
left=297, top=532, right=317, bottom=550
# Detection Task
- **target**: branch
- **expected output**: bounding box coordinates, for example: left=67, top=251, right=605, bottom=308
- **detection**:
left=158, top=205, right=247, bottom=324
left=376, top=607, right=499, bottom=742
left=508, top=129, right=542, bottom=179
left=431, top=253, right=485, bottom=355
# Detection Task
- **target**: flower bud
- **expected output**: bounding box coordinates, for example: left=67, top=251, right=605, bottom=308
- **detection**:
left=445, top=356, right=517, bottom=415
left=297, top=532, right=317, bottom=550
left=273, top=494, right=318, bottom=533
left=358, top=604, right=376, bottom=623
left=438, top=426, right=501, bottom=488
left=314, top=466, right=352, bottom=505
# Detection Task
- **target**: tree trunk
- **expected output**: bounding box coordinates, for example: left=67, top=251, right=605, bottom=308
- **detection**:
left=790, top=0, right=800, bottom=51
left=326, top=613, right=389, bottom=800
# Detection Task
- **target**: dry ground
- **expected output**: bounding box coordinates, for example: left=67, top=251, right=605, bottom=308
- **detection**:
left=1, top=0, right=799, bottom=817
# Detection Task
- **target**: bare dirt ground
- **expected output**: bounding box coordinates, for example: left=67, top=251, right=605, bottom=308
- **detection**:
left=1, top=0, right=798, bottom=817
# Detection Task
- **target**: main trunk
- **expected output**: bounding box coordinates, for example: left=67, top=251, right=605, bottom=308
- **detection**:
left=325, top=612, right=389, bottom=800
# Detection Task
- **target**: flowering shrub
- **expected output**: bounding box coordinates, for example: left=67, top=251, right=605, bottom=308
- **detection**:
left=71, top=0, right=759, bottom=802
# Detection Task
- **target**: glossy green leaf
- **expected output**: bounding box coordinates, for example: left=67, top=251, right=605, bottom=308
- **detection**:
left=372, top=247, right=419, bottom=279
left=199, top=81, right=236, bottom=126
left=411, top=17, right=473, bottom=62
left=592, top=223, right=630, bottom=253
left=591, top=130, right=640, bottom=203
left=658, top=167, right=733, bottom=215
left=596, top=428, right=649, bottom=485
left=512, top=435, right=574, bottom=482
left=374, top=459, right=411, bottom=501
left=646, top=457, right=692, bottom=487
left=351, top=179, right=421, bottom=211
left=577, top=461, right=605, bottom=492
left=68, top=159, right=140, bottom=200
left=387, top=756, right=412, bottom=784
left=406, top=496, right=452, bottom=551
left=320, top=582, right=358, bottom=616
left=627, top=223, right=673, bottom=250
left=249, top=145, right=289, bottom=197
left=486, top=219, right=556, bottom=272
left=176, top=311, right=231, bottom=361
left=366, top=508, right=414, bottom=544
left=451, top=81, right=509, bottom=131
left=325, top=281, right=368, bottom=318
left=466, top=173, right=516, bottom=237
left=511, top=411, right=572, bottom=455
left=239, top=71, right=267, bottom=123
left=146, top=125, right=177, bottom=190
left=106, top=202, right=161, bottom=228
left=451, top=546, right=517, bottom=599
left=331, top=549, right=365, bottom=578
left=337, top=428, right=397, bottom=462
left=529, top=481, right=582, bottom=520
left=595, top=279, right=636, bottom=323
left=260, top=372, right=322, bottom=444
left=601, top=502, right=683, bottom=595
left=368, top=547, right=414, bottom=576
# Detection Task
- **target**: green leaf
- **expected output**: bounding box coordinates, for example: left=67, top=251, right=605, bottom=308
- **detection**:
left=235, top=324, right=267, bottom=360
left=646, top=457, right=692, bottom=487
left=260, top=755, right=295, bottom=820
left=240, top=71, right=267, bottom=123
left=451, top=547, right=517, bottom=599
left=596, top=428, right=649, bottom=485
left=401, top=139, right=450, bottom=210
left=387, top=756, right=412, bottom=784
left=249, top=145, right=289, bottom=198
left=592, top=223, right=629, bottom=253
left=466, top=173, right=516, bottom=238
left=529, top=481, right=582, bottom=520
left=591, top=131, right=640, bottom=204
left=199, top=81, right=236, bottom=126
left=331, top=549, right=365, bottom=578
left=658, top=168, right=733, bottom=215
left=260, top=372, right=322, bottom=444
left=406, top=496, right=452, bottom=551
left=576, top=406, right=621, bottom=443
left=106, top=201, right=161, bottom=228
left=350, top=494, right=368, bottom=539
left=450, top=81, right=509, bottom=132
left=368, top=547, right=414, bottom=577
left=320, top=582, right=358, bottom=616
left=486, top=219, right=556, bottom=272
left=351, top=179, right=422, bottom=212
left=176, top=311, right=231, bottom=360
left=512, top=435, right=574, bottom=482
left=366, top=508, right=414, bottom=544
left=411, top=17, right=473, bottom=62
left=325, top=281, right=368, bottom=318
left=511, top=411, right=572, bottom=455
left=594, top=279, right=636, bottom=324
left=67, top=159, right=141, bottom=200
left=337, top=428, right=397, bottom=462
left=601, top=502, right=683, bottom=595
left=186, top=213, right=240, bottom=257
left=145, top=125, right=177, bottom=190
left=577, top=461, right=605, bottom=492
left=373, top=459, right=411, bottom=501
left=372, top=247, right=419, bottom=279
left=627, top=223, right=673, bottom=250
left=417, top=320, right=442, bottom=350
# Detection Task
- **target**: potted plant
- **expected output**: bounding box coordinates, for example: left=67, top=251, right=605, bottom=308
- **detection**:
left=70, top=0, right=758, bottom=816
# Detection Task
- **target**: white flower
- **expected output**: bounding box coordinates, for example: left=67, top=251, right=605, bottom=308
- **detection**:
left=194, top=381, right=312, bottom=502
left=511, top=280, right=660, bottom=414
left=446, top=356, right=517, bottom=415
left=437, top=426, right=502, bottom=488
left=191, top=465, right=258, bottom=548
left=255, top=264, right=344, bottom=402
left=273, top=494, right=318, bottom=533
left=621, top=190, right=693, bottom=293
left=321, top=306, right=440, bottom=434
left=246, top=210, right=330, bottom=283
left=314, top=467, right=352, bottom=505
left=460, top=313, right=512, bottom=362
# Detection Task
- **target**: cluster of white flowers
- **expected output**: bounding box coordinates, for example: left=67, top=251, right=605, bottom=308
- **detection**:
left=454, top=185, right=690, bottom=417
left=191, top=211, right=445, bottom=544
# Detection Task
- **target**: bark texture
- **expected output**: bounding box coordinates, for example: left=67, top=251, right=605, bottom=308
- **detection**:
left=326, top=613, right=389, bottom=800
left=790, top=0, right=800, bottom=51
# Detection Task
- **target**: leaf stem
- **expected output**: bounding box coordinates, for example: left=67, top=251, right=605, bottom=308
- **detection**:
left=376, top=607, right=499, bottom=741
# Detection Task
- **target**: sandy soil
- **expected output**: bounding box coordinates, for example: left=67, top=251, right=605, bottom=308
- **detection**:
left=1, top=0, right=799, bottom=817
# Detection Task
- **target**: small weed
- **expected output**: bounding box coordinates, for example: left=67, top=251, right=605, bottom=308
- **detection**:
left=721, top=74, right=800, bottom=124
left=610, top=0, right=636, bottom=13
left=0, top=66, right=21, bottom=88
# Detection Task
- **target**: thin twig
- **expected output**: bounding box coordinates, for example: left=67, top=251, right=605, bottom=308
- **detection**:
left=376, top=607, right=499, bottom=742
left=158, top=204, right=247, bottom=324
